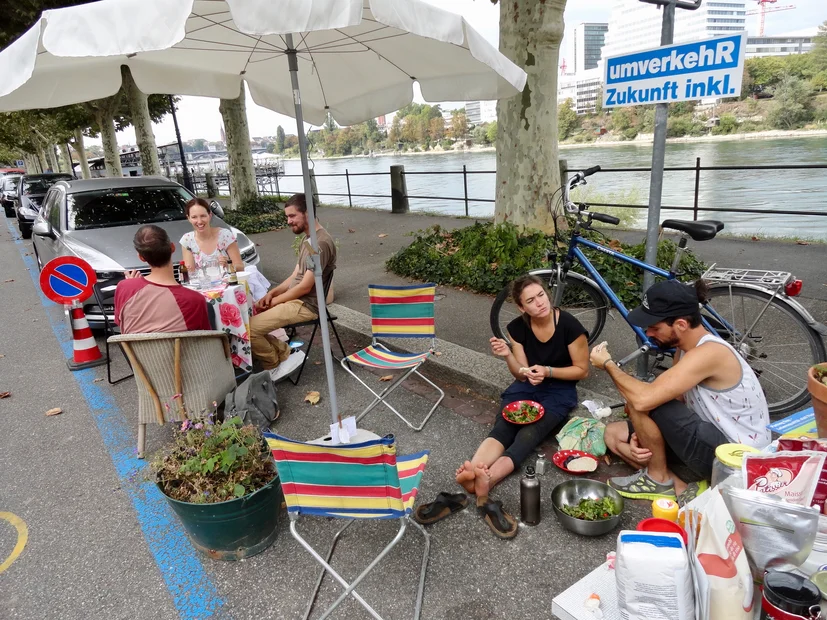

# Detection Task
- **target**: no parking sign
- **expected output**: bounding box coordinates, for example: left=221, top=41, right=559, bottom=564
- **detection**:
left=39, top=256, right=97, bottom=305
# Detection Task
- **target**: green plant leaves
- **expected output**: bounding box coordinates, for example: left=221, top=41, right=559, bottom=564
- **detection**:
left=233, top=484, right=246, bottom=498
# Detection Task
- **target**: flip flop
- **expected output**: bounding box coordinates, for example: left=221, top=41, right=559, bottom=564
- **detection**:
left=413, top=492, right=469, bottom=525
left=479, top=499, right=518, bottom=539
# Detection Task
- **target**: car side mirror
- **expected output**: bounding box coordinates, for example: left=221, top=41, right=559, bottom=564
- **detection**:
left=209, top=200, right=225, bottom=219
left=32, top=220, right=54, bottom=238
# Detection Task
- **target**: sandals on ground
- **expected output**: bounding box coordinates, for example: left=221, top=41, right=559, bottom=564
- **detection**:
left=479, top=499, right=518, bottom=539
left=413, top=492, right=469, bottom=525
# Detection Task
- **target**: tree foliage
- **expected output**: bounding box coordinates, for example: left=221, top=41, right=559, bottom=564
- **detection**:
left=767, top=74, right=813, bottom=129
left=557, top=98, right=578, bottom=140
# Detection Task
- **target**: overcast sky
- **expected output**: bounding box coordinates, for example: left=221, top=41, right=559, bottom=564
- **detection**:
left=103, top=0, right=825, bottom=147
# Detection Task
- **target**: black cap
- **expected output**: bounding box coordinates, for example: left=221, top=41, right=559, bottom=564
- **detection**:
left=627, top=280, right=700, bottom=328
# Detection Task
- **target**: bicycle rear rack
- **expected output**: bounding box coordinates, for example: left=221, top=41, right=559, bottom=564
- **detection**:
left=702, top=264, right=793, bottom=292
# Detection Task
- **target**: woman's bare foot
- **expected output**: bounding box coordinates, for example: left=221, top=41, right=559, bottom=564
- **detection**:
left=455, top=461, right=476, bottom=494
left=474, top=463, right=491, bottom=506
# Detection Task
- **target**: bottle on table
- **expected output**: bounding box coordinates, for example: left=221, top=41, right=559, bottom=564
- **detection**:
left=227, top=262, right=238, bottom=285
left=179, top=260, right=189, bottom=284
left=520, top=466, right=541, bottom=525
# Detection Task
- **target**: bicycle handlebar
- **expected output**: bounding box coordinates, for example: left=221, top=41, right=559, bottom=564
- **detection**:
left=591, top=212, right=620, bottom=225
left=583, top=165, right=601, bottom=178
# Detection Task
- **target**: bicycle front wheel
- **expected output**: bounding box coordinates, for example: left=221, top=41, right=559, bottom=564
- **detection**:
left=489, top=272, right=608, bottom=345
left=703, top=284, right=826, bottom=417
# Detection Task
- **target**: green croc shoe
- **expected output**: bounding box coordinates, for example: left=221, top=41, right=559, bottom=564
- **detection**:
left=608, top=469, right=677, bottom=501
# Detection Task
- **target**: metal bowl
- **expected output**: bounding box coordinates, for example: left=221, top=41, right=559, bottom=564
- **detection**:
left=551, top=479, right=625, bottom=536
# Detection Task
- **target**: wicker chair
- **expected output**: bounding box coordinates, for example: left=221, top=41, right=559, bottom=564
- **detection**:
left=108, top=331, right=237, bottom=458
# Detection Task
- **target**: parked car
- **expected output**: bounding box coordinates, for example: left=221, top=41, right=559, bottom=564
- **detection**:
left=16, top=173, right=74, bottom=238
left=31, top=176, right=260, bottom=328
left=1, top=174, right=21, bottom=217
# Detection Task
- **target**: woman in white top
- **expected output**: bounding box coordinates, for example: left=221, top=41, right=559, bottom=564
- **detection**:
left=180, top=198, right=244, bottom=273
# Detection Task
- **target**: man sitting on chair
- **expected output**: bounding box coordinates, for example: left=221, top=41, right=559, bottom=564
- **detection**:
left=250, top=193, right=337, bottom=378
left=114, top=225, right=211, bottom=334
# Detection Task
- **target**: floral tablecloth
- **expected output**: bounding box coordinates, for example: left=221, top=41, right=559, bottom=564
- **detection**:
left=200, top=283, right=253, bottom=370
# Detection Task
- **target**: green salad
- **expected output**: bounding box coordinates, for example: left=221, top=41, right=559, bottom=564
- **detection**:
left=507, top=402, right=540, bottom=424
left=560, top=497, right=619, bottom=521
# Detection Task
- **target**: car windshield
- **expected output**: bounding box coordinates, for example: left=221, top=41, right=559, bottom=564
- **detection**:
left=68, top=186, right=192, bottom=230
left=22, top=176, right=71, bottom=195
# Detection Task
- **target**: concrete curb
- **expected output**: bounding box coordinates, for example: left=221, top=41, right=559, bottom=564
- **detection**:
left=328, top=302, right=614, bottom=408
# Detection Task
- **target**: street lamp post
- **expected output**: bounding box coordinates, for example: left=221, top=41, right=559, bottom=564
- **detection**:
left=168, top=95, right=194, bottom=193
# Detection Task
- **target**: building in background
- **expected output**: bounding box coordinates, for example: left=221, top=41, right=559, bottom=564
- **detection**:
left=572, top=22, right=609, bottom=73
left=464, top=100, right=497, bottom=125
left=601, top=0, right=746, bottom=61
left=558, top=68, right=603, bottom=115
left=746, top=28, right=816, bottom=57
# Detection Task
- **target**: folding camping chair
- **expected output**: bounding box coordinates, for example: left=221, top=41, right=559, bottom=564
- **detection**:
left=341, top=284, right=444, bottom=432
left=265, top=432, right=430, bottom=620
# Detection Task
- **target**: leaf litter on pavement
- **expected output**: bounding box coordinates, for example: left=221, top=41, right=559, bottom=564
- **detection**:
left=305, top=391, right=321, bottom=405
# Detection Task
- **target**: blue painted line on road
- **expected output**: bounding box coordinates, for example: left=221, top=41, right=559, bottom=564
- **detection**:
left=5, top=220, right=227, bottom=619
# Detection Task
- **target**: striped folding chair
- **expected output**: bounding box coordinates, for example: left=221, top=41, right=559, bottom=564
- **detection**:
left=265, top=432, right=431, bottom=620
left=341, top=283, right=444, bottom=431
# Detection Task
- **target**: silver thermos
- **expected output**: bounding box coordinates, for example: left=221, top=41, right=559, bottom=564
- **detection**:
left=520, top=466, right=541, bottom=525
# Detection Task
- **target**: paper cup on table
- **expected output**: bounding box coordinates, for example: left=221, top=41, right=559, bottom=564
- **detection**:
left=236, top=270, right=250, bottom=284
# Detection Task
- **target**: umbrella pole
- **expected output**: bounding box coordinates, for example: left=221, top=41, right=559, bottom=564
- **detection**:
left=286, top=34, right=340, bottom=426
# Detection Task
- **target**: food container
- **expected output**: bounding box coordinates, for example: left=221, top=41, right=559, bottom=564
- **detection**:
left=760, top=570, right=822, bottom=620
left=651, top=498, right=679, bottom=522
left=551, top=479, right=624, bottom=536
left=637, top=517, right=688, bottom=546
left=711, top=443, right=760, bottom=488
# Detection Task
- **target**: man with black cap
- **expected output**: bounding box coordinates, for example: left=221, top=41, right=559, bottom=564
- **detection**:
left=590, top=279, right=770, bottom=504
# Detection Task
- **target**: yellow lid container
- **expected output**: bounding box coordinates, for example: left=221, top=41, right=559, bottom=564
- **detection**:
left=652, top=498, right=679, bottom=522
left=714, top=443, right=761, bottom=469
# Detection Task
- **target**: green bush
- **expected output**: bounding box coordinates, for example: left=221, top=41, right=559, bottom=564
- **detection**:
left=222, top=195, right=287, bottom=234
left=386, top=222, right=706, bottom=305
left=622, top=127, right=639, bottom=141
left=711, top=114, right=739, bottom=135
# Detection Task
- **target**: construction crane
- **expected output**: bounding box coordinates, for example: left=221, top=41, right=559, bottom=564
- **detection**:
left=746, top=0, right=796, bottom=36
left=559, top=58, right=568, bottom=75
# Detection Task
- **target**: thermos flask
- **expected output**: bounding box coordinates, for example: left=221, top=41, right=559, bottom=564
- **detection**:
left=520, top=466, right=541, bottom=525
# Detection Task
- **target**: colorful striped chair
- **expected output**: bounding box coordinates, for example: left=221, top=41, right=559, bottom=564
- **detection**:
left=265, top=432, right=431, bottom=620
left=341, top=284, right=444, bottom=431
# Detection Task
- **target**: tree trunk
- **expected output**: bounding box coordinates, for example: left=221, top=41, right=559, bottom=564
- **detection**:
left=61, top=143, right=74, bottom=175
left=35, top=143, right=48, bottom=173
left=494, top=0, right=566, bottom=233
left=24, top=154, right=39, bottom=174
left=74, top=128, right=91, bottom=179
left=95, top=104, right=122, bottom=177
left=121, top=66, right=161, bottom=176
left=219, top=84, right=257, bottom=210
left=47, top=144, right=60, bottom=173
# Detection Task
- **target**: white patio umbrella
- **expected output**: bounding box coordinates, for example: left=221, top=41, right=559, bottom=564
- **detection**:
left=0, top=0, right=527, bottom=426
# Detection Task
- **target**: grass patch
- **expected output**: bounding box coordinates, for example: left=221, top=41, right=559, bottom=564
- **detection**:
left=386, top=221, right=706, bottom=305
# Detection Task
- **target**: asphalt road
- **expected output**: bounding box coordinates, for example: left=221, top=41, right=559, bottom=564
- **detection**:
left=0, top=212, right=650, bottom=619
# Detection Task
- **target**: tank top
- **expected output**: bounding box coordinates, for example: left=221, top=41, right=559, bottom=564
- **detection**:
left=683, top=334, right=771, bottom=448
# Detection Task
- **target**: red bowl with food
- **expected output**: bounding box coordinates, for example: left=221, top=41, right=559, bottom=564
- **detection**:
left=552, top=449, right=600, bottom=475
left=502, top=400, right=545, bottom=425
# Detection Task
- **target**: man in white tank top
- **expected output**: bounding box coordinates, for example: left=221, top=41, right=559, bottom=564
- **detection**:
left=589, top=279, right=771, bottom=505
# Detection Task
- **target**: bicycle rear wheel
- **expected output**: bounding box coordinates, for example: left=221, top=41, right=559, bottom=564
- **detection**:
left=489, top=272, right=608, bottom=345
left=703, top=284, right=826, bottom=417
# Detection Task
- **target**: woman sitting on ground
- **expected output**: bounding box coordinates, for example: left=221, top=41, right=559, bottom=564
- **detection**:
left=417, top=275, right=589, bottom=537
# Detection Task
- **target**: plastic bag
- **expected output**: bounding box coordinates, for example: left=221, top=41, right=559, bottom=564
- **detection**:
left=582, top=399, right=612, bottom=420
left=242, top=265, right=272, bottom=302
left=555, top=417, right=607, bottom=457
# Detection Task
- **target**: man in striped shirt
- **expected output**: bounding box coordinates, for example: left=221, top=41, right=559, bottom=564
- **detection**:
left=114, top=225, right=211, bottom=334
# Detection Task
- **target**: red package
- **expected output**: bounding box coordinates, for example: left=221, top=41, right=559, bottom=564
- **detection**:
left=776, top=439, right=827, bottom=513
left=743, top=451, right=825, bottom=508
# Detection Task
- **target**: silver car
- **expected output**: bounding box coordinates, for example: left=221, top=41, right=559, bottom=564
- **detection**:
left=31, top=176, right=260, bottom=327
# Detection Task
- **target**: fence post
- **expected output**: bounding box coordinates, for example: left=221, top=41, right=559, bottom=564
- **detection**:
left=175, top=172, right=184, bottom=187
left=462, top=164, right=469, bottom=217
left=390, top=164, right=409, bottom=214
left=309, top=169, right=320, bottom=207
left=205, top=172, right=218, bottom=198
left=692, top=157, right=701, bottom=221
left=274, top=171, right=280, bottom=198
left=345, top=169, right=353, bottom=208
left=559, top=158, right=568, bottom=184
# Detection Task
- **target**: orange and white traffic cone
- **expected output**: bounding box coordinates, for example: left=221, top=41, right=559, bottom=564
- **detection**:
left=67, top=304, right=106, bottom=371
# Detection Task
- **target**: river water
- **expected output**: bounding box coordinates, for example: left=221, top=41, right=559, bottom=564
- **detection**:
left=268, top=135, right=827, bottom=239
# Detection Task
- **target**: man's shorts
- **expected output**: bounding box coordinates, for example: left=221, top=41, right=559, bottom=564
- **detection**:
left=626, top=399, right=728, bottom=481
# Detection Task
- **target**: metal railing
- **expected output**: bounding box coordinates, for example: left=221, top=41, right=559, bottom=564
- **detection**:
left=182, top=159, right=827, bottom=221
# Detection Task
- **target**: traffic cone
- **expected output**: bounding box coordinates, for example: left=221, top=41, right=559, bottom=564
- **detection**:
left=67, top=305, right=106, bottom=371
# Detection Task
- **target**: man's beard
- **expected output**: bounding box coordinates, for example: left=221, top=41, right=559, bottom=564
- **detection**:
left=650, top=334, right=680, bottom=349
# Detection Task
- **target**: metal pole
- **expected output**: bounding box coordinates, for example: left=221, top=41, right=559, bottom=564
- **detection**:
left=345, top=169, right=352, bottom=208
left=692, top=156, right=701, bottom=221
left=66, top=143, right=76, bottom=179
left=286, top=33, right=340, bottom=425
left=463, top=164, right=469, bottom=217
left=169, top=95, right=194, bottom=193
left=639, top=0, right=675, bottom=378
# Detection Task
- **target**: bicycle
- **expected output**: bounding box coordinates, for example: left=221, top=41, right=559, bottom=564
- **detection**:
left=489, top=165, right=827, bottom=416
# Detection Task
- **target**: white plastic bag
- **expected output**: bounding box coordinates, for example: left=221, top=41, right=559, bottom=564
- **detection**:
left=243, top=265, right=271, bottom=302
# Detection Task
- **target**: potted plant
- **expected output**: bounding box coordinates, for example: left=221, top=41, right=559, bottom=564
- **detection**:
left=152, top=411, right=281, bottom=560
left=810, top=364, right=827, bottom=438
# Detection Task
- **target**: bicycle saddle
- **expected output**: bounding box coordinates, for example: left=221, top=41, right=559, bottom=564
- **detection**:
left=661, top=219, right=724, bottom=241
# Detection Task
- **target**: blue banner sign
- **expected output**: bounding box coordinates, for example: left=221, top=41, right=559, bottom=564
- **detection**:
left=602, top=33, right=746, bottom=108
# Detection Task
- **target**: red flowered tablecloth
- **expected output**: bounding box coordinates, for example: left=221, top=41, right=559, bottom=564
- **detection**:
left=200, top=283, right=253, bottom=370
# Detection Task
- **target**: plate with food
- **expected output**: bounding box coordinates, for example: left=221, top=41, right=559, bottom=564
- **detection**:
left=502, top=400, right=544, bottom=425
left=552, top=449, right=599, bottom=474
left=559, top=497, right=620, bottom=521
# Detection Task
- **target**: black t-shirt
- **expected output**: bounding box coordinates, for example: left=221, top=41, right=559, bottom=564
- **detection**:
left=506, top=310, right=588, bottom=386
